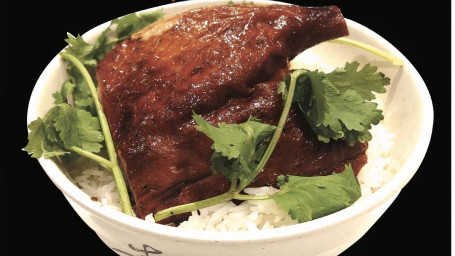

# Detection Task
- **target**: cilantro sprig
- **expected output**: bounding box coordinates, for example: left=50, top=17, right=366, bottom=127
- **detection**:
left=155, top=62, right=389, bottom=223
left=278, top=62, right=389, bottom=145
left=271, top=165, right=361, bottom=223
left=25, top=10, right=163, bottom=216
left=193, top=114, right=276, bottom=184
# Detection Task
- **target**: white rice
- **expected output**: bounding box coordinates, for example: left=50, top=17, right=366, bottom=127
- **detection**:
left=69, top=121, right=395, bottom=231
left=70, top=160, right=122, bottom=212
left=178, top=187, right=298, bottom=231
left=357, top=123, right=396, bottom=199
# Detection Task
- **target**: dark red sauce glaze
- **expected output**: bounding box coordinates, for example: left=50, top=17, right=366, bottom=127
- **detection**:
left=96, top=4, right=363, bottom=224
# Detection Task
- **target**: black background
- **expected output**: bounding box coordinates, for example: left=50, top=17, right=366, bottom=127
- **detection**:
left=0, top=0, right=450, bottom=255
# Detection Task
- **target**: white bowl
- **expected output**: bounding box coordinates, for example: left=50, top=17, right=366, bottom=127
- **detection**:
left=26, top=1, right=433, bottom=255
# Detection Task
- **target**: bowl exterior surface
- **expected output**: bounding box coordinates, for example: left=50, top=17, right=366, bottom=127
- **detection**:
left=66, top=194, right=398, bottom=256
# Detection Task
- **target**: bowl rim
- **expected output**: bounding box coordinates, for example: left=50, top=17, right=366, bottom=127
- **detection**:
left=27, top=0, right=434, bottom=244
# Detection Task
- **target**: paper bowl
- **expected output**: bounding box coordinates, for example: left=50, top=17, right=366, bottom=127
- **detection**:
left=26, top=1, right=433, bottom=255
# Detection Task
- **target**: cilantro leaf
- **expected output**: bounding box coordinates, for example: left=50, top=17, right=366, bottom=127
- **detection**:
left=278, top=62, right=389, bottom=145
left=50, top=104, right=80, bottom=149
left=52, top=78, right=76, bottom=104
left=326, top=62, right=390, bottom=101
left=75, top=109, right=104, bottom=152
left=53, top=64, right=96, bottom=114
left=301, top=72, right=383, bottom=144
left=193, top=112, right=275, bottom=183
left=68, top=65, right=95, bottom=113
left=24, top=104, right=104, bottom=159
left=24, top=118, right=70, bottom=159
left=270, top=164, right=361, bottom=223
left=113, top=11, right=163, bottom=40
left=64, top=34, right=97, bottom=66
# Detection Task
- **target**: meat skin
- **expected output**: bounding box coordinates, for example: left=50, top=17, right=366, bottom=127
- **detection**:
left=96, top=4, right=363, bottom=224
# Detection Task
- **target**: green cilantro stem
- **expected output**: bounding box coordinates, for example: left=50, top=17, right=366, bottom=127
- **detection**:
left=233, top=194, right=271, bottom=201
left=59, top=52, right=134, bottom=216
left=330, top=37, right=404, bottom=66
left=154, top=191, right=274, bottom=221
left=237, top=73, right=297, bottom=191
left=68, top=146, right=114, bottom=169
left=155, top=169, right=242, bottom=221
left=153, top=72, right=297, bottom=223
left=154, top=192, right=233, bottom=222
left=229, top=172, right=239, bottom=191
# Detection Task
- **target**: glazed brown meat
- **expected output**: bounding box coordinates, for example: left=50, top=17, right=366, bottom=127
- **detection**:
left=96, top=4, right=365, bottom=223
